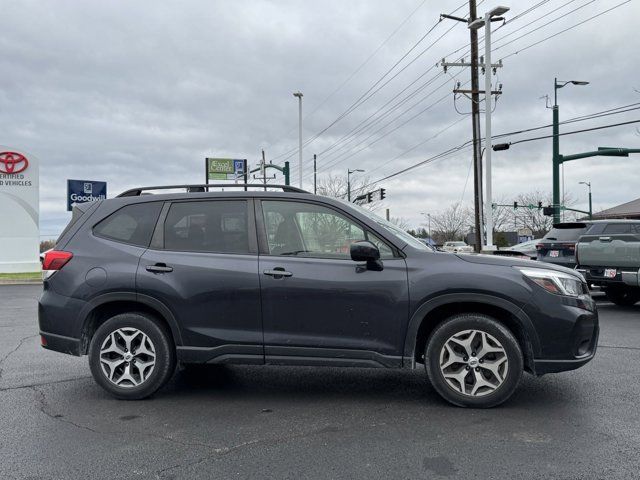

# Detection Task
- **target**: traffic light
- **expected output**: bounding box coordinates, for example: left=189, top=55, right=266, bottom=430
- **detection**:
left=513, top=201, right=518, bottom=209
left=367, top=192, right=373, bottom=204
left=543, top=206, right=554, bottom=216
left=538, top=201, right=543, bottom=209
left=379, top=188, right=386, bottom=201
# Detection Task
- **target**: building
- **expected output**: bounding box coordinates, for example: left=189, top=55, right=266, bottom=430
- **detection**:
left=592, top=197, right=640, bottom=220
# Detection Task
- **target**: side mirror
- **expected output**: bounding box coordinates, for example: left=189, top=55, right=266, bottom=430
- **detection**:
left=350, top=241, right=383, bottom=271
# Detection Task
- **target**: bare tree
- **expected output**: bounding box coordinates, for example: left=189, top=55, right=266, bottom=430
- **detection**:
left=389, top=216, right=411, bottom=230
left=430, top=203, right=472, bottom=243
left=316, top=174, right=379, bottom=207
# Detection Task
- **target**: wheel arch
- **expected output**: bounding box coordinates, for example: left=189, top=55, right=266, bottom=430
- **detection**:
left=404, top=293, right=539, bottom=373
left=77, top=292, right=183, bottom=355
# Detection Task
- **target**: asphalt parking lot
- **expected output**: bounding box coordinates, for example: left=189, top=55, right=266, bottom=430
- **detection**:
left=1, top=285, right=639, bottom=480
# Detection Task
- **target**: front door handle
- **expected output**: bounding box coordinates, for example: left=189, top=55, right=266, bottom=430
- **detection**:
left=263, top=268, right=293, bottom=279
left=146, top=263, right=173, bottom=273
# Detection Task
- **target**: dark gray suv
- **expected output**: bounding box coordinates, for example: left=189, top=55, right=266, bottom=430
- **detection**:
left=39, top=184, right=598, bottom=408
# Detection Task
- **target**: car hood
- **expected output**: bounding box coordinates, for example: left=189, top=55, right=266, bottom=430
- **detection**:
left=455, top=253, right=581, bottom=277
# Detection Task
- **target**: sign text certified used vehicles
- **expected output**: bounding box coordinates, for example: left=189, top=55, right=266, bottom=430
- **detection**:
left=39, top=185, right=598, bottom=408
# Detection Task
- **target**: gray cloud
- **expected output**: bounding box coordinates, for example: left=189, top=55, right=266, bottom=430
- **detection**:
left=1, top=0, right=638, bottom=236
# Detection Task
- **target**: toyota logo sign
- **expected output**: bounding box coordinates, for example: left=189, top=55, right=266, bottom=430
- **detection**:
left=0, top=152, right=29, bottom=174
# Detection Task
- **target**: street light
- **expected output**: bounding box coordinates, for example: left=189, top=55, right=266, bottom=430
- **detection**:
left=552, top=78, right=589, bottom=223
left=293, top=92, right=303, bottom=188
left=579, top=181, right=593, bottom=219
left=347, top=168, right=364, bottom=202
left=468, top=5, right=510, bottom=250
left=420, top=212, right=432, bottom=241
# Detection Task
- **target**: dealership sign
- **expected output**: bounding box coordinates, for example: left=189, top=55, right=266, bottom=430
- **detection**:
left=67, top=179, right=107, bottom=211
left=206, top=158, right=246, bottom=181
left=0, top=147, right=39, bottom=273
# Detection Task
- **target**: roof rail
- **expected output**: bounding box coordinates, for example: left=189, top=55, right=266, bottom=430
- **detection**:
left=117, top=183, right=310, bottom=197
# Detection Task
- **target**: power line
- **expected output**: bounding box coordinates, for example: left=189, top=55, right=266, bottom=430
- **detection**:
left=508, top=118, right=640, bottom=146
left=501, top=0, right=631, bottom=60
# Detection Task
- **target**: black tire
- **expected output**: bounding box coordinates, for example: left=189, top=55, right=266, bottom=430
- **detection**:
left=425, top=313, right=523, bottom=408
left=604, top=285, right=640, bottom=306
left=88, top=312, right=176, bottom=400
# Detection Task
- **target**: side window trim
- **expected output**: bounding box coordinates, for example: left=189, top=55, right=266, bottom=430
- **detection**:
left=153, top=198, right=258, bottom=255
left=256, top=198, right=400, bottom=259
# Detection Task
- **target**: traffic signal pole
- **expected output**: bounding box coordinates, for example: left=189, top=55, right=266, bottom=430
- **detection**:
left=552, top=104, right=561, bottom=224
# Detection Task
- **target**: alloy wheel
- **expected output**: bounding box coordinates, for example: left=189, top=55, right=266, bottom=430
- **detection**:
left=439, top=329, right=508, bottom=397
left=99, top=327, right=156, bottom=388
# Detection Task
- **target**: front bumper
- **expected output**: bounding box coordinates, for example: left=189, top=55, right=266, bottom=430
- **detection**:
left=524, top=287, right=599, bottom=375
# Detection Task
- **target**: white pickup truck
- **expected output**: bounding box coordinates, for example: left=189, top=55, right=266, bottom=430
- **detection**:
left=576, top=220, right=640, bottom=306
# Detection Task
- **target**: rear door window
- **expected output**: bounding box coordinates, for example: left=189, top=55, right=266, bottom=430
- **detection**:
left=164, top=200, right=250, bottom=254
left=602, top=223, right=640, bottom=234
left=93, top=202, right=162, bottom=247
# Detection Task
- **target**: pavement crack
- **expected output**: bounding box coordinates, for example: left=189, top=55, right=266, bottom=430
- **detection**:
left=0, top=334, right=38, bottom=381
left=31, top=385, right=103, bottom=434
left=598, top=344, right=640, bottom=351
left=0, top=375, right=92, bottom=392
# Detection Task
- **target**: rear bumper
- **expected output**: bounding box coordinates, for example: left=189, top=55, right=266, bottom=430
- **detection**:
left=38, top=288, right=86, bottom=356
left=576, top=267, right=640, bottom=287
left=40, top=331, right=82, bottom=356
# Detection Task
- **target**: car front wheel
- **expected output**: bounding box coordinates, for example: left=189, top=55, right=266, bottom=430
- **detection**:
left=88, top=312, right=176, bottom=400
left=604, top=285, right=640, bottom=306
left=425, top=313, right=523, bottom=408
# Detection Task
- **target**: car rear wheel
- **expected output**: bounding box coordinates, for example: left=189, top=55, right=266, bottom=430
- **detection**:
left=88, top=312, right=176, bottom=400
left=425, top=314, right=523, bottom=408
left=604, top=285, right=640, bottom=306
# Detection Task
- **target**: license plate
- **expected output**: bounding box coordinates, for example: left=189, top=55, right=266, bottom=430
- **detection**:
left=549, top=250, right=559, bottom=258
left=604, top=268, right=617, bottom=278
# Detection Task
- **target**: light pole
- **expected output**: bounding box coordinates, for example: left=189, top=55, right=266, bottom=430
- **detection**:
left=420, top=212, right=432, bottom=241
left=347, top=168, right=364, bottom=202
left=293, top=92, right=303, bottom=188
left=579, top=181, right=592, bottom=219
left=469, top=5, right=509, bottom=250
left=552, top=78, right=589, bottom=223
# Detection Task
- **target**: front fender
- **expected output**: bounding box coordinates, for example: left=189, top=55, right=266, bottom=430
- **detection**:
left=402, top=292, right=540, bottom=366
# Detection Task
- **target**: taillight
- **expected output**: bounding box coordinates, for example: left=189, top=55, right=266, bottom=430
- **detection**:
left=42, top=250, right=73, bottom=271
left=535, top=244, right=544, bottom=251
left=567, top=243, right=576, bottom=251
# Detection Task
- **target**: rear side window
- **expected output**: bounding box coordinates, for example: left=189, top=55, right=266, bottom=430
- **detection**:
left=164, top=200, right=250, bottom=254
left=602, top=223, right=640, bottom=234
left=94, top=202, right=162, bottom=247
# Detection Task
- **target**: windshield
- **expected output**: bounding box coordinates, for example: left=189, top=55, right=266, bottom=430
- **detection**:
left=337, top=199, right=431, bottom=251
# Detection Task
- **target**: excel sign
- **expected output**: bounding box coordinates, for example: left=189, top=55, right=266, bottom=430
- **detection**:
left=206, top=158, right=247, bottom=181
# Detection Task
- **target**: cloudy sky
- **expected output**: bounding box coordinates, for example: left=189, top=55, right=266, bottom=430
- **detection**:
left=2, top=0, right=639, bottom=237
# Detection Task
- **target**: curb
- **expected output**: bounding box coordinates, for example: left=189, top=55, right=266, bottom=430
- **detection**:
left=0, top=279, right=43, bottom=285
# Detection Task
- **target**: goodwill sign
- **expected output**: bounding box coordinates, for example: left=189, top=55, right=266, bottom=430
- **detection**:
left=67, top=179, right=107, bottom=211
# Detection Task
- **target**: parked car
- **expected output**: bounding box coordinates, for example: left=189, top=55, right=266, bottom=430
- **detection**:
left=494, top=239, right=540, bottom=260
left=39, top=184, right=598, bottom=408
left=442, top=241, right=473, bottom=253
left=576, top=220, right=640, bottom=306
left=537, top=222, right=592, bottom=268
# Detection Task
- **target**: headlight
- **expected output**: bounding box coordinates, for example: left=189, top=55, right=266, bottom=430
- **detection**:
left=515, top=267, right=586, bottom=297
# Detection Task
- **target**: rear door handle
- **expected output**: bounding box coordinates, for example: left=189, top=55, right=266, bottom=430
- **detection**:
left=146, top=263, right=173, bottom=273
left=599, top=236, right=612, bottom=242
left=263, top=268, right=292, bottom=278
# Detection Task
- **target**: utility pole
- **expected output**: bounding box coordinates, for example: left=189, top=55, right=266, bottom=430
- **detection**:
left=579, top=181, right=592, bottom=219
left=441, top=1, right=483, bottom=253
left=293, top=92, right=303, bottom=188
